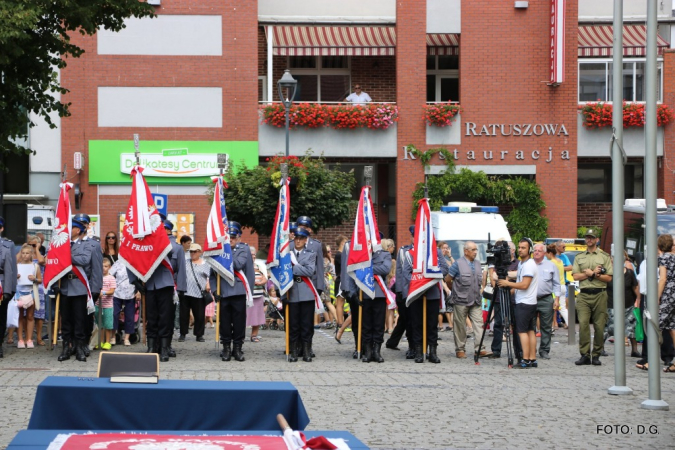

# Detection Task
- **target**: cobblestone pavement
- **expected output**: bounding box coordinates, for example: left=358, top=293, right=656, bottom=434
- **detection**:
left=1, top=325, right=673, bottom=449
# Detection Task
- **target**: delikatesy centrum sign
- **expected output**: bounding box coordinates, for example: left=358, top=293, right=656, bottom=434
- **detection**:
left=89, top=140, right=258, bottom=185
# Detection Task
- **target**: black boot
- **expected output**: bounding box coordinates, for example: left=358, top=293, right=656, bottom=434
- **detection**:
left=160, top=338, right=170, bottom=362
left=361, top=344, right=372, bottom=363
left=83, top=344, right=90, bottom=357
left=406, top=347, right=415, bottom=359
left=75, top=341, right=87, bottom=362
left=414, top=344, right=424, bottom=363
left=221, top=342, right=232, bottom=361
left=168, top=337, right=176, bottom=358
left=146, top=338, right=157, bottom=354
left=372, top=343, right=384, bottom=363
left=428, top=345, right=441, bottom=364
left=289, top=341, right=298, bottom=362
left=302, top=342, right=312, bottom=362
left=233, top=343, right=245, bottom=362
left=58, top=341, right=71, bottom=361
left=0, top=344, right=3, bottom=358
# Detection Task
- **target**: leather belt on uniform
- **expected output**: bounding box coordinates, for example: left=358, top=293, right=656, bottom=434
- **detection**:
left=293, top=277, right=304, bottom=284
left=580, top=288, right=605, bottom=295
left=65, top=273, right=78, bottom=280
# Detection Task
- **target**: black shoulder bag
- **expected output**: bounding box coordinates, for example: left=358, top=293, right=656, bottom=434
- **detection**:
left=190, top=260, right=213, bottom=305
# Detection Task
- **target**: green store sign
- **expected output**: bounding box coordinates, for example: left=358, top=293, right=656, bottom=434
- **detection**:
left=89, top=140, right=258, bottom=185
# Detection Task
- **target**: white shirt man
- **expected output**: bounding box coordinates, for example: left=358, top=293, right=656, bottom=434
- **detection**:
left=533, top=243, right=560, bottom=360
left=345, top=85, right=371, bottom=104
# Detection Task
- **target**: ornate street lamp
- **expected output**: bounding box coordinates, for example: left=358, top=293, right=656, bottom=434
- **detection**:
left=277, top=69, right=297, bottom=157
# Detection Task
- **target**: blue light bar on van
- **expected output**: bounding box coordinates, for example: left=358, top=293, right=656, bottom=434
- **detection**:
left=440, top=206, right=499, bottom=213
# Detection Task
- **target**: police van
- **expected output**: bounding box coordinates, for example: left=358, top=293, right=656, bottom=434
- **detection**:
left=430, top=202, right=512, bottom=266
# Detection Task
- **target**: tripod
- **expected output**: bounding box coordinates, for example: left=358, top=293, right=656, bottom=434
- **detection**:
left=475, top=283, right=515, bottom=368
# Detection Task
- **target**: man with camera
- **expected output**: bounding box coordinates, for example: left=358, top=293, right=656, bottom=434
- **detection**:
left=497, top=238, right=539, bottom=368
left=572, top=229, right=613, bottom=366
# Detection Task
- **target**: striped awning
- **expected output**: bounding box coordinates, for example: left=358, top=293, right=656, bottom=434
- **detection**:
left=269, top=26, right=396, bottom=56
left=578, top=25, right=670, bottom=57
left=427, top=34, right=460, bottom=56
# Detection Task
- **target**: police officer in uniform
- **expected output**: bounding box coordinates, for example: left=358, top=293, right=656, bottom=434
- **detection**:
left=361, top=237, right=392, bottom=363
left=287, top=228, right=317, bottom=362
left=289, top=222, right=297, bottom=240
left=572, top=229, right=613, bottom=366
left=56, top=217, right=97, bottom=362
left=294, top=217, right=324, bottom=294
left=0, top=217, right=16, bottom=358
left=386, top=226, right=415, bottom=358
left=73, top=214, right=103, bottom=356
left=213, top=221, right=254, bottom=362
left=402, top=237, right=450, bottom=363
left=129, top=219, right=187, bottom=362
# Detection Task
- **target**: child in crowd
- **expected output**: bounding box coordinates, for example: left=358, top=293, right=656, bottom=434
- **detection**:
left=16, top=244, right=41, bottom=349
left=97, top=259, right=117, bottom=350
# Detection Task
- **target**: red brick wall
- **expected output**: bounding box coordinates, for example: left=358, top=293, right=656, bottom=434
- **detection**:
left=659, top=50, right=675, bottom=203
left=447, top=0, right=579, bottom=238
left=577, top=203, right=612, bottom=231
left=395, top=0, right=428, bottom=240
left=61, top=1, right=260, bottom=249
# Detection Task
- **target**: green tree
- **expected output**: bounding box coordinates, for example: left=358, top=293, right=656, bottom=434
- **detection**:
left=0, top=0, right=155, bottom=159
left=409, top=145, right=548, bottom=242
left=212, top=153, right=356, bottom=236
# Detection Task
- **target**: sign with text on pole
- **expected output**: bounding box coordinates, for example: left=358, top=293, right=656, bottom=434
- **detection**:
left=549, top=0, right=565, bottom=86
left=88, top=140, right=258, bottom=185
left=151, top=194, right=168, bottom=218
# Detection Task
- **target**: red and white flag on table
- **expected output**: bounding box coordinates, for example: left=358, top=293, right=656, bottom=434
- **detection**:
left=44, top=183, right=73, bottom=290
left=406, top=198, right=444, bottom=307
left=347, top=186, right=381, bottom=299
left=119, top=166, right=172, bottom=282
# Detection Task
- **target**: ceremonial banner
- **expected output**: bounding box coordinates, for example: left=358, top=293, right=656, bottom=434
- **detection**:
left=406, top=198, right=443, bottom=307
left=119, top=166, right=172, bottom=282
left=347, top=186, right=381, bottom=299
left=267, top=178, right=293, bottom=296
left=203, top=176, right=234, bottom=286
left=44, top=183, right=73, bottom=290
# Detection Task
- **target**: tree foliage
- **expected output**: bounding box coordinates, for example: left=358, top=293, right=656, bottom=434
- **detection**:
left=211, top=153, right=356, bottom=236
left=0, top=0, right=155, bottom=159
left=409, top=145, right=549, bottom=242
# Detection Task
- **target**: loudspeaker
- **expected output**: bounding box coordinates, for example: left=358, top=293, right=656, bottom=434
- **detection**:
left=3, top=203, right=27, bottom=247
left=97, top=352, right=159, bottom=382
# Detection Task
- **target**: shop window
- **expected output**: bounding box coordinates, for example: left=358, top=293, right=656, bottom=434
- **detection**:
left=579, top=60, right=663, bottom=103
left=426, top=55, right=459, bottom=102
left=577, top=163, right=644, bottom=202
left=288, top=56, right=350, bottom=102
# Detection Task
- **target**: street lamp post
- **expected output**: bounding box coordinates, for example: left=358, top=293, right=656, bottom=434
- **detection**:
left=277, top=69, right=297, bottom=158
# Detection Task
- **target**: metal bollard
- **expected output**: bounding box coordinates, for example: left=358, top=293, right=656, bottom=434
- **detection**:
left=567, top=285, right=576, bottom=345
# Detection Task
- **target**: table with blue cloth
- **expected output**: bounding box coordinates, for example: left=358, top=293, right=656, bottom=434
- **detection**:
left=28, top=376, right=310, bottom=431
left=8, top=430, right=369, bottom=449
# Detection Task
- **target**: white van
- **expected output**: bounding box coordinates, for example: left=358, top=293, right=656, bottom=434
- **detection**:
left=430, top=202, right=512, bottom=265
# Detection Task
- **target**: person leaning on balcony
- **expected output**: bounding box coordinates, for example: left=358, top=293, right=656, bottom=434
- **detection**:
left=345, top=85, right=371, bottom=105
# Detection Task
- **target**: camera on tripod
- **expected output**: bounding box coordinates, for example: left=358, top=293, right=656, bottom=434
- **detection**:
left=486, top=233, right=511, bottom=279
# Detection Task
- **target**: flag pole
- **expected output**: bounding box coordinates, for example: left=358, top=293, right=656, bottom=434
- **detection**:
left=423, top=175, right=429, bottom=359
left=133, top=134, right=147, bottom=346
left=52, top=164, right=67, bottom=347
left=215, top=154, right=229, bottom=348
left=358, top=166, right=374, bottom=361
left=280, top=162, right=291, bottom=362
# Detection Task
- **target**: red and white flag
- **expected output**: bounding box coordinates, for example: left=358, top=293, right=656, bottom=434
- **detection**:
left=347, top=186, right=381, bottom=299
left=119, top=166, right=172, bottom=282
left=44, top=183, right=73, bottom=290
left=406, top=198, right=444, bottom=307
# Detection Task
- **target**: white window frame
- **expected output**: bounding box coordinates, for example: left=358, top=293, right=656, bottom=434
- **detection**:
left=578, top=58, right=663, bottom=104
left=287, top=56, right=351, bottom=102
left=426, top=55, right=459, bottom=102
left=258, top=76, right=267, bottom=102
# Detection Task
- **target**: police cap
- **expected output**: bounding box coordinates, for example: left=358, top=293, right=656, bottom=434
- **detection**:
left=163, top=220, right=174, bottom=231
left=73, top=213, right=91, bottom=225
left=228, top=221, right=242, bottom=236
left=294, top=228, right=310, bottom=238
left=296, top=216, right=313, bottom=229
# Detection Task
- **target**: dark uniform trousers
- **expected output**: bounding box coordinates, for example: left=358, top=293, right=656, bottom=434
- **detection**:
left=410, top=296, right=440, bottom=348
left=180, top=295, right=205, bottom=337
left=362, top=297, right=386, bottom=346
left=61, top=295, right=88, bottom=343
left=289, top=300, right=315, bottom=344
left=145, top=286, right=175, bottom=339
left=347, top=294, right=361, bottom=349
left=490, top=294, right=523, bottom=358
left=387, top=293, right=410, bottom=347
left=220, top=295, right=247, bottom=345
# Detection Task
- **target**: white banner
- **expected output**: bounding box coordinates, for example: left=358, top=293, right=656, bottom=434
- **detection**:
left=549, top=0, right=565, bottom=86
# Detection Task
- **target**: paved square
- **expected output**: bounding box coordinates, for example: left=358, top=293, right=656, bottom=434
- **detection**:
left=1, top=326, right=673, bottom=449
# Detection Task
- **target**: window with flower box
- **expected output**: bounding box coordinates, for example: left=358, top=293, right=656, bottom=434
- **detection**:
left=578, top=60, right=663, bottom=103
left=288, top=56, right=351, bottom=102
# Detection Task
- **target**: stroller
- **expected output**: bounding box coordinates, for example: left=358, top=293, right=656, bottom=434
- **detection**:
left=114, top=299, right=142, bottom=344
left=263, top=285, right=285, bottom=331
